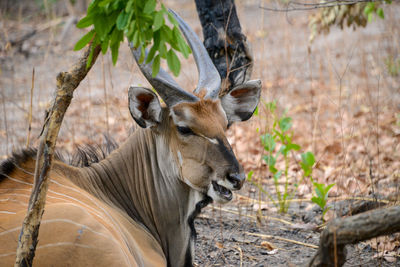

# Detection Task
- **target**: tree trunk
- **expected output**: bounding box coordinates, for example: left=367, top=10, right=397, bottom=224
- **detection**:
left=194, top=0, right=253, bottom=94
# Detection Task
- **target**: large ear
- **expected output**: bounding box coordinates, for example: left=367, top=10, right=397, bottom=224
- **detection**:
left=220, top=80, right=261, bottom=124
left=128, top=86, right=162, bottom=128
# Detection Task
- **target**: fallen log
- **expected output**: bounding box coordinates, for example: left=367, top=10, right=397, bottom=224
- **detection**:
left=307, top=205, right=400, bottom=267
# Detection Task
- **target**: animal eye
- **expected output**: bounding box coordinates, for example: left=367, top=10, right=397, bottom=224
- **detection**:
left=176, top=126, right=194, bottom=136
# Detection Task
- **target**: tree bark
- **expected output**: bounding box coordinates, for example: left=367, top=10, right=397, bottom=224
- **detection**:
left=307, top=205, right=400, bottom=267
left=194, top=0, right=253, bottom=94
left=14, top=43, right=100, bottom=267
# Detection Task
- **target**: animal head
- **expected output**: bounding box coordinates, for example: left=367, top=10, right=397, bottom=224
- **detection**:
left=128, top=10, right=261, bottom=203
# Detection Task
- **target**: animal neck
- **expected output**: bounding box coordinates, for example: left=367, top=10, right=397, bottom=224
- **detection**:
left=74, top=123, right=210, bottom=267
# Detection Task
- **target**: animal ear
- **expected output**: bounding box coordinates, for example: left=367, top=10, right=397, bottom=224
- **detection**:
left=220, top=80, right=261, bottom=124
left=128, top=86, right=162, bottom=128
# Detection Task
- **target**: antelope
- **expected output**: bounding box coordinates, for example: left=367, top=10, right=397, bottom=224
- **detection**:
left=0, top=10, right=261, bottom=267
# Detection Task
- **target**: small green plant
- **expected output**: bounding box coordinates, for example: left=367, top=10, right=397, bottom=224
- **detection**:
left=251, top=101, right=304, bottom=213
left=249, top=101, right=335, bottom=218
left=311, top=182, right=335, bottom=222
left=300, top=151, right=335, bottom=222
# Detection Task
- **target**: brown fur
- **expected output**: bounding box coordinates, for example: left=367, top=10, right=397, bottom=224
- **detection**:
left=172, top=98, right=228, bottom=138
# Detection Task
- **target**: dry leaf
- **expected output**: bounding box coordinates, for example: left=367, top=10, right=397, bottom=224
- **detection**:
left=215, top=242, right=224, bottom=249
left=261, top=241, right=275, bottom=251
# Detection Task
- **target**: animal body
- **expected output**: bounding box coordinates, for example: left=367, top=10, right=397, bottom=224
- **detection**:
left=0, top=10, right=261, bottom=267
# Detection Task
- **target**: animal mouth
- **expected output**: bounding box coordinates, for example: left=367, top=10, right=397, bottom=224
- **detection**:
left=212, top=181, right=232, bottom=201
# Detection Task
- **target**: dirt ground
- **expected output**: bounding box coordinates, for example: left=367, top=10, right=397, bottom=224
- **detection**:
left=0, top=0, right=399, bottom=266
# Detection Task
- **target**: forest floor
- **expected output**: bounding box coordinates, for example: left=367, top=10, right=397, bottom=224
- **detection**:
left=0, top=0, right=399, bottom=266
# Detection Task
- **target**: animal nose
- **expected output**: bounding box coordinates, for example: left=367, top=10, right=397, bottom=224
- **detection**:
left=227, top=172, right=245, bottom=190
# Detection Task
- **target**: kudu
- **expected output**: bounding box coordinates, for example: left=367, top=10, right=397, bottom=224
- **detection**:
left=0, top=10, right=261, bottom=267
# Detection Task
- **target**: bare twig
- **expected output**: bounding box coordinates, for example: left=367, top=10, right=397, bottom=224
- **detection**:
left=215, top=206, right=294, bottom=225
left=245, top=232, right=319, bottom=249
left=26, top=68, right=34, bottom=147
left=0, top=91, right=10, bottom=155
left=101, top=55, right=110, bottom=136
left=259, top=0, right=393, bottom=12
left=14, top=43, right=101, bottom=267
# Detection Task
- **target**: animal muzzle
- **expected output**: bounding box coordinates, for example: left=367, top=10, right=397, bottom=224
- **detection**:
left=227, top=172, right=245, bottom=190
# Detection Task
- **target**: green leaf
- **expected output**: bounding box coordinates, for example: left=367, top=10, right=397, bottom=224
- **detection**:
left=326, top=183, right=335, bottom=193
left=146, top=45, right=158, bottom=64
left=301, top=162, right=311, bottom=177
left=279, top=145, right=288, bottom=156
left=125, top=0, right=134, bottom=12
left=263, top=155, right=276, bottom=167
left=76, top=15, right=93, bottom=28
left=279, top=117, right=292, bottom=132
left=287, top=143, right=301, bottom=151
left=269, top=165, right=278, bottom=174
left=311, top=196, right=324, bottom=209
left=111, top=41, right=120, bottom=65
left=159, top=42, right=167, bottom=58
left=364, top=3, right=375, bottom=15
left=110, top=28, right=123, bottom=46
left=132, top=30, right=140, bottom=48
left=116, top=11, right=130, bottom=30
left=74, top=30, right=95, bottom=51
left=93, top=15, right=108, bottom=40
left=167, top=11, right=179, bottom=26
left=273, top=130, right=284, bottom=142
left=161, top=25, right=173, bottom=42
left=377, top=8, right=384, bottom=19
left=101, top=36, right=109, bottom=54
left=152, top=54, right=161, bottom=77
left=368, top=13, right=373, bottom=23
left=273, top=171, right=282, bottom=182
left=261, top=134, right=276, bottom=152
left=247, top=170, right=254, bottom=182
left=153, top=11, right=164, bottom=31
left=314, top=183, right=325, bottom=199
left=139, top=46, right=145, bottom=64
left=86, top=36, right=99, bottom=68
left=99, top=0, right=113, bottom=7
left=254, top=106, right=259, bottom=116
left=301, top=152, right=315, bottom=167
left=167, top=49, right=180, bottom=76
left=143, top=0, right=156, bottom=14
left=266, top=101, right=276, bottom=113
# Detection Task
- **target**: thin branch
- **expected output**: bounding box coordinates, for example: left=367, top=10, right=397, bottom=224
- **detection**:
left=259, top=0, right=392, bottom=12
left=14, top=43, right=101, bottom=267
left=245, top=232, right=319, bottom=249
left=26, top=68, right=34, bottom=147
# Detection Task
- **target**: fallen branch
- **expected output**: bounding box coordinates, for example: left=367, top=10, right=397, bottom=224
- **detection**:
left=245, top=232, right=318, bottom=249
left=14, top=43, right=100, bottom=267
left=214, top=205, right=294, bottom=226
left=307, top=205, right=400, bottom=267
